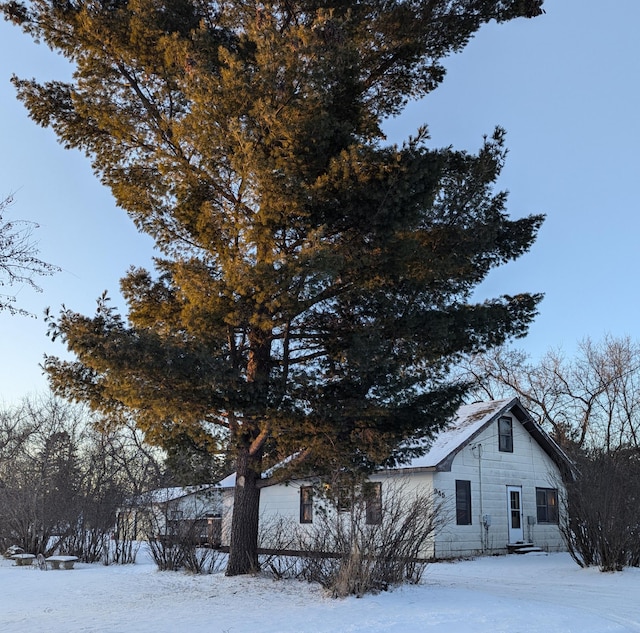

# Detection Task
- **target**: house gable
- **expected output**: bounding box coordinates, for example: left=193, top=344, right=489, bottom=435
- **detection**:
left=388, top=397, right=572, bottom=480
left=421, top=400, right=569, bottom=557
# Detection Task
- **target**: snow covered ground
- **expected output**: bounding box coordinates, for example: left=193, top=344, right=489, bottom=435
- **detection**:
left=2, top=550, right=639, bottom=632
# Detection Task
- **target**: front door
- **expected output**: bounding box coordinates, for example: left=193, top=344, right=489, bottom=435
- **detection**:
left=507, top=486, right=524, bottom=543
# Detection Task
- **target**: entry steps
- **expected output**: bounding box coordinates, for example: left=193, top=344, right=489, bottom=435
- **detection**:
left=507, top=541, right=544, bottom=554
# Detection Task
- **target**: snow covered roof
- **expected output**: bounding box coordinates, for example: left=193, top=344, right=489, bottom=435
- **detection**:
left=400, top=397, right=517, bottom=470
left=215, top=397, right=573, bottom=485
left=137, top=484, right=221, bottom=504
left=391, top=396, right=573, bottom=477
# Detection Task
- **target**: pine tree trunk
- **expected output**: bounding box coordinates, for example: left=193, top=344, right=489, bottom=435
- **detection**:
left=226, top=325, right=271, bottom=576
left=225, top=444, right=263, bottom=576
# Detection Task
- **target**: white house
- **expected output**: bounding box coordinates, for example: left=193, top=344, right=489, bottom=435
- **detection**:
left=119, top=485, right=222, bottom=545
left=218, top=397, right=573, bottom=559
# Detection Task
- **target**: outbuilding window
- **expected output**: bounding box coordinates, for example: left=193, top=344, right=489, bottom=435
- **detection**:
left=536, top=487, right=559, bottom=523
left=456, top=480, right=472, bottom=525
left=498, top=416, right=514, bottom=452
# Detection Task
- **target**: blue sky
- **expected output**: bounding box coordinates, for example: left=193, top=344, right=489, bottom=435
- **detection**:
left=1, top=1, right=639, bottom=404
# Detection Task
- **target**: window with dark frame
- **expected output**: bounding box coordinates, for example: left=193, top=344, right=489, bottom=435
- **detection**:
left=455, top=479, right=472, bottom=525
left=498, top=416, right=514, bottom=453
left=536, top=487, right=559, bottom=523
left=337, top=486, right=353, bottom=513
left=364, top=482, right=382, bottom=525
left=300, top=486, right=313, bottom=524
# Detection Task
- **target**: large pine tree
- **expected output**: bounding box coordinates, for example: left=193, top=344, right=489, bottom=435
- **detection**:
left=2, top=0, right=545, bottom=574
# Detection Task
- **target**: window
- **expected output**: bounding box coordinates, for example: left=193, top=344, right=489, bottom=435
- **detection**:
left=498, top=416, right=514, bottom=452
left=456, top=480, right=472, bottom=525
left=300, top=486, right=313, bottom=523
left=364, top=482, right=382, bottom=525
left=170, top=510, right=183, bottom=521
left=337, top=487, right=353, bottom=513
left=536, top=487, right=559, bottom=523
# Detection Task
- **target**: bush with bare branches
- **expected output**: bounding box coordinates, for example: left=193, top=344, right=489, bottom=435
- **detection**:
left=183, top=545, right=225, bottom=575
left=145, top=507, right=224, bottom=573
left=560, top=449, right=640, bottom=572
left=147, top=535, right=186, bottom=571
left=258, top=480, right=447, bottom=597
left=103, top=512, right=140, bottom=565
left=257, top=515, right=303, bottom=579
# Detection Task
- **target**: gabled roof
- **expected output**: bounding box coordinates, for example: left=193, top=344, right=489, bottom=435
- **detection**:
left=392, top=396, right=573, bottom=477
left=404, top=398, right=515, bottom=470
left=216, top=397, right=575, bottom=487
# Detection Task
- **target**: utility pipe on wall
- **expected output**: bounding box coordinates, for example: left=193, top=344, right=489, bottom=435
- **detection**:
left=471, top=443, right=485, bottom=552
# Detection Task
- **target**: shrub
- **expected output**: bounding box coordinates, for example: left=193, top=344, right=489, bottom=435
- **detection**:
left=259, top=479, right=447, bottom=597
left=183, top=545, right=225, bottom=574
left=147, top=536, right=185, bottom=571
left=147, top=516, right=224, bottom=574
left=560, top=449, right=640, bottom=572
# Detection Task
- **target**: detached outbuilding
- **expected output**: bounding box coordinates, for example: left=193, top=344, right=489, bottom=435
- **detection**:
left=218, top=397, right=573, bottom=559
left=118, top=485, right=222, bottom=546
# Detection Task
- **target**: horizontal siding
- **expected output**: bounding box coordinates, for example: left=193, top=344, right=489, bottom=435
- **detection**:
left=221, top=407, right=567, bottom=558
left=433, top=413, right=565, bottom=557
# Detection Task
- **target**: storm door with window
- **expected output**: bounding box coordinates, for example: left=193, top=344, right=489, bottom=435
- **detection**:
left=506, top=485, right=524, bottom=543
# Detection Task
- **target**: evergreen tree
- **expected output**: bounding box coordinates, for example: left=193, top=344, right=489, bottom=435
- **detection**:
left=163, top=431, right=230, bottom=486
left=2, top=0, right=545, bottom=574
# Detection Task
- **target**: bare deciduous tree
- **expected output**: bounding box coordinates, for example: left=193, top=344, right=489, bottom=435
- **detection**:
left=0, top=395, right=165, bottom=560
left=0, top=396, right=85, bottom=554
left=460, top=337, right=640, bottom=571
left=0, top=194, right=59, bottom=315
left=460, top=336, right=640, bottom=453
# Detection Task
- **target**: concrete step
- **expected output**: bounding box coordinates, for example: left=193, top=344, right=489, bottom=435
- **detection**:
left=507, top=542, right=543, bottom=554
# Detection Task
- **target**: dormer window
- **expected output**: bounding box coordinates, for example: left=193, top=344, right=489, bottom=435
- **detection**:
left=498, top=416, right=513, bottom=452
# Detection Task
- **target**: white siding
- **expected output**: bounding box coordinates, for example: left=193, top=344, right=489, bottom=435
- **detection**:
left=220, top=404, right=567, bottom=558
left=220, top=483, right=309, bottom=548
left=260, top=482, right=307, bottom=519
left=221, top=489, right=234, bottom=546
left=432, top=412, right=565, bottom=558
left=255, top=473, right=442, bottom=555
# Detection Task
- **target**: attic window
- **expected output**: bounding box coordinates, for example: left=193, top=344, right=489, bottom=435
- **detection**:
left=498, top=416, right=513, bottom=453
